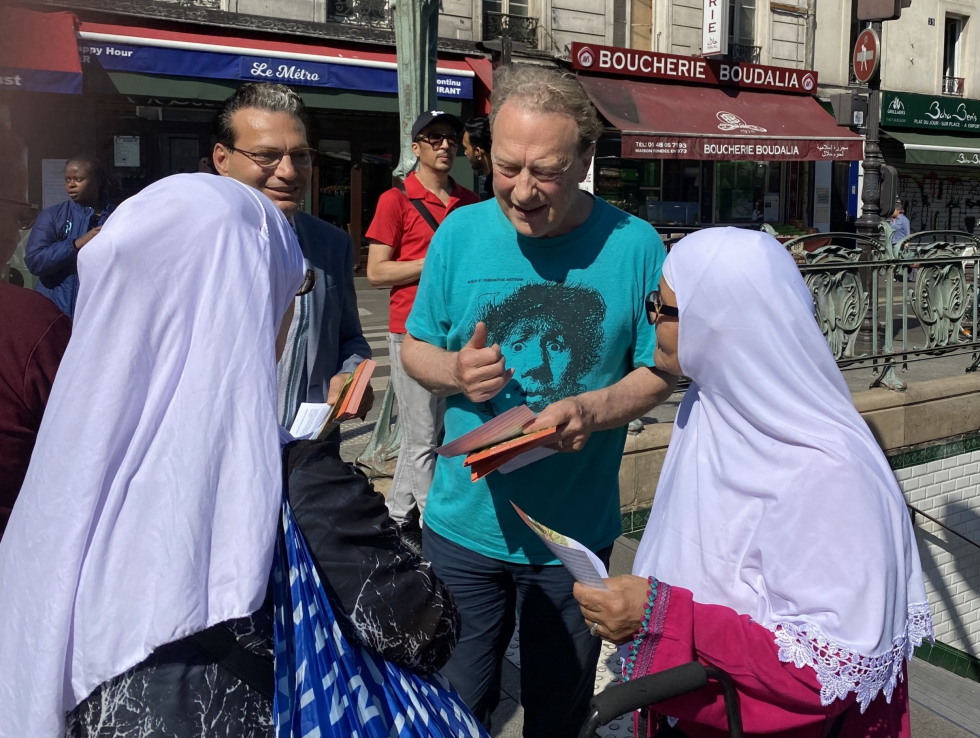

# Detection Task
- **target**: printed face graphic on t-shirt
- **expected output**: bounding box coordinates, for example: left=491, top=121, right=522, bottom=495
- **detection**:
left=478, top=281, right=605, bottom=412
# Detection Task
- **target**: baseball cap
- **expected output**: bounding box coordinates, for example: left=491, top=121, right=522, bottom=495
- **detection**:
left=411, top=110, right=464, bottom=141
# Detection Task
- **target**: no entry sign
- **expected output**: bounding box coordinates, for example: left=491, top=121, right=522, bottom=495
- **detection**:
left=853, top=28, right=880, bottom=84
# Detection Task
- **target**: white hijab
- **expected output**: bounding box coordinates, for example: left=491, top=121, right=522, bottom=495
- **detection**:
left=0, top=174, right=304, bottom=737
left=634, top=228, right=932, bottom=710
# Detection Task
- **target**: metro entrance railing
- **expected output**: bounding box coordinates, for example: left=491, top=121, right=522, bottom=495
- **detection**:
left=660, top=224, right=980, bottom=391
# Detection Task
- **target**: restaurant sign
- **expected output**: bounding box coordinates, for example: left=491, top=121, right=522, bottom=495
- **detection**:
left=571, top=42, right=817, bottom=95
left=881, top=91, right=980, bottom=132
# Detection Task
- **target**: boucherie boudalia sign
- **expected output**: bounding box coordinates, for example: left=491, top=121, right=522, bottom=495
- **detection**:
left=570, top=42, right=817, bottom=95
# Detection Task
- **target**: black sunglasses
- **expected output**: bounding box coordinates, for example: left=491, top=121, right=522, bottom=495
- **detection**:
left=415, top=133, right=460, bottom=148
left=646, top=289, right=679, bottom=324
left=296, top=268, right=317, bottom=297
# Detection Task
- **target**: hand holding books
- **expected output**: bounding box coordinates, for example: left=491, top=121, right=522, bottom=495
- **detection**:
left=288, top=359, right=377, bottom=440
left=521, top=396, right=594, bottom=453
left=452, top=322, right=514, bottom=403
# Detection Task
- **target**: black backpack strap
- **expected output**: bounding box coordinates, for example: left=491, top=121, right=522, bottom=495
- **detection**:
left=191, top=625, right=275, bottom=701
left=396, top=183, right=441, bottom=233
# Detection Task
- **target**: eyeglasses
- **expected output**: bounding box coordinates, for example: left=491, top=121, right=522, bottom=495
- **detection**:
left=225, top=145, right=316, bottom=170
left=0, top=196, right=40, bottom=230
left=415, top=133, right=460, bottom=149
left=296, top=268, right=317, bottom=297
left=646, top=289, right=679, bottom=324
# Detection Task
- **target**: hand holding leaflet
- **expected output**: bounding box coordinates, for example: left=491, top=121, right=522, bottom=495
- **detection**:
left=512, top=503, right=609, bottom=590
left=287, top=360, right=376, bottom=439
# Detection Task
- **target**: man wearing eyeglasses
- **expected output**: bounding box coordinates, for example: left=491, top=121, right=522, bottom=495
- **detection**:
left=0, top=123, right=71, bottom=539
left=365, top=111, right=479, bottom=546
left=212, top=83, right=371, bottom=435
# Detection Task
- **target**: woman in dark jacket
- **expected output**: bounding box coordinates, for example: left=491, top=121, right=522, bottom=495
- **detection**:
left=25, top=155, right=113, bottom=316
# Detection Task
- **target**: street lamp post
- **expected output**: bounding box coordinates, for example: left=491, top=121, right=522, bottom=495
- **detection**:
left=855, top=20, right=884, bottom=240
left=392, top=0, right=439, bottom=181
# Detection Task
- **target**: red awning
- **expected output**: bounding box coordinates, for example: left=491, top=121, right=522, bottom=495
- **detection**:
left=579, top=74, right=863, bottom=161
left=0, top=8, right=83, bottom=94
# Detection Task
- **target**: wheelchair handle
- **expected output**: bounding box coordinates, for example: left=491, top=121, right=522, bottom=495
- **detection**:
left=578, top=662, right=743, bottom=738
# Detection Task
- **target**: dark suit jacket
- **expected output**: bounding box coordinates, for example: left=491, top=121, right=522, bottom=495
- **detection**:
left=293, top=212, right=371, bottom=403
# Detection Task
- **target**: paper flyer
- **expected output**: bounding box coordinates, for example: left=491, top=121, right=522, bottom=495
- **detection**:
left=288, top=402, right=332, bottom=439
left=512, top=503, right=609, bottom=590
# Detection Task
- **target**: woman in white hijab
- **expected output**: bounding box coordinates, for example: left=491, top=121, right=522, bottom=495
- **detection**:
left=0, top=174, right=462, bottom=738
left=575, top=228, right=932, bottom=738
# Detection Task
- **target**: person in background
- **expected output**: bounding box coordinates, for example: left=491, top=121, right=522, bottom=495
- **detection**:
left=400, top=65, right=675, bottom=737
left=25, top=155, right=114, bottom=317
left=212, top=83, right=372, bottom=434
left=890, top=200, right=911, bottom=244
left=365, top=111, right=479, bottom=548
left=462, top=116, right=493, bottom=201
left=0, top=124, right=71, bottom=539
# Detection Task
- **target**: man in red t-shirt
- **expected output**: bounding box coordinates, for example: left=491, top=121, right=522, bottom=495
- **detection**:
left=366, top=111, right=479, bottom=536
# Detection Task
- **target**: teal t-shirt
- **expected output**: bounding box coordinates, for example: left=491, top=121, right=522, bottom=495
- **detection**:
left=406, top=197, right=666, bottom=564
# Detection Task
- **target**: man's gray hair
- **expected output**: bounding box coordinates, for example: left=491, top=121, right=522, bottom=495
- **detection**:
left=214, top=82, right=309, bottom=146
left=489, top=65, right=603, bottom=152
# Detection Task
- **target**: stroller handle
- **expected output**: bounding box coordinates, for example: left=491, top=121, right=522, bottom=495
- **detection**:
left=578, top=662, right=744, bottom=738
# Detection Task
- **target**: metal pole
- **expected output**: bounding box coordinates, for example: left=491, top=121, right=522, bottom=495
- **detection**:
left=392, top=0, right=439, bottom=181
left=855, top=20, right=884, bottom=240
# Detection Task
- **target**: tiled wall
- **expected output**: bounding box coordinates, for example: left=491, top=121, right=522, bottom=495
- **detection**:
left=892, top=436, right=980, bottom=661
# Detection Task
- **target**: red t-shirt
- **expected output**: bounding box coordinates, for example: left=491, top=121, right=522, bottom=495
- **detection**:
left=0, top=282, right=71, bottom=539
left=365, top=171, right=479, bottom=332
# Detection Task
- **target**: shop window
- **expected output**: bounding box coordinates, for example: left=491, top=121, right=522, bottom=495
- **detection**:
left=715, top=161, right=781, bottom=224
left=943, top=17, right=965, bottom=96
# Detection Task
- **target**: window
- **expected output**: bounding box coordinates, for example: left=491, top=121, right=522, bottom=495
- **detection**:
left=943, top=16, right=964, bottom=95
left=715, top=161, right=781, bottom=223
left=483, top=0, right=528, bottom=15
left=728, top=0, right=756, bottom=48
left=630, top=0, right=653, bottom=50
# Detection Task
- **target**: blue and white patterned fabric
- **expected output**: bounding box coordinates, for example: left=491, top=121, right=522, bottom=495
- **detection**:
left=272, top=499, right=488, bottom=738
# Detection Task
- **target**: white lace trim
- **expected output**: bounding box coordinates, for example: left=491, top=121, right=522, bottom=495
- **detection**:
left=766, top=603, right=934, bottom=712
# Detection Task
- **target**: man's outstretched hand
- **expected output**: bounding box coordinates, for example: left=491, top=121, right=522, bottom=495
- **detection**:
left=523, top=396, right=596, bottom=453
left=452, top=321, right=513, bottom=403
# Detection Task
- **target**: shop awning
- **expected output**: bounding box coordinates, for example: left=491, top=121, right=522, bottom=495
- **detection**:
left=77, top=22, right=478, bottom=100
left=0, top=8, right=82, bottom=94
left=885, top=130, right=980, bottom=166
left=578, top=75, right=863, bottom=161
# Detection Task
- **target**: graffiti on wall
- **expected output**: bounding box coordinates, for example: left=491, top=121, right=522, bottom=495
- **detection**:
left=898, top=171, right=980, bottom=234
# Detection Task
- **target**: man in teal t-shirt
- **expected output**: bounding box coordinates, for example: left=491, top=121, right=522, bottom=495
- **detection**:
left=401, top=65, right=675, bottom=737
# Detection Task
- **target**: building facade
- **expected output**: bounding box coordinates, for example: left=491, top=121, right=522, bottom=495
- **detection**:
left=816, top=0, right=980, bottom=234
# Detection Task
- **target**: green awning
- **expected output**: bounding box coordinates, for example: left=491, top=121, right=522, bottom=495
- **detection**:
left=885, top=130, right=980, bottom=166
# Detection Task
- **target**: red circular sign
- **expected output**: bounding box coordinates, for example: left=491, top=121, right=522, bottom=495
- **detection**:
left=853, top=28, right=881, bottom=84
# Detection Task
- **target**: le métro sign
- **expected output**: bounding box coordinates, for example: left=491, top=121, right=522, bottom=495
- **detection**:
left=571, top=42, right=817, bottom=95
left=852, top=28, right=880, bottom=84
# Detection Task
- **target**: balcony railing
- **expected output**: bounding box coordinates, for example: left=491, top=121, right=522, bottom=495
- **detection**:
left=156, top=0, right=221, bottom=7
left=944, top=76, right=965, bottom=96
left=728, top=43, right=761, bottom=63
left=328, top=0, right=393, bottom=29
left=483, top=11, right=539, bottom=50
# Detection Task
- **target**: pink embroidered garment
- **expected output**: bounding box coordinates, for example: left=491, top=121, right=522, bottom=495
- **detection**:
left=629, top=228, right=932, bottom=737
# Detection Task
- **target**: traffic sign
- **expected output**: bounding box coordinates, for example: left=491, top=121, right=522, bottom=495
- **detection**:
left=853, top=28, right=881, bottom=84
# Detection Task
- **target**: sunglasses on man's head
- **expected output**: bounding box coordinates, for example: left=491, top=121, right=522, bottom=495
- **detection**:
left=646, top=289, right=679, bottom=324
left=296, top=269, right=316, bottom=297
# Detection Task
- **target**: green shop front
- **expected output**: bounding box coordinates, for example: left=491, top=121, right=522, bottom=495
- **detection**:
left=881, top=91, right=980, bottom=233
left=569, top=43, right=863, bottom=233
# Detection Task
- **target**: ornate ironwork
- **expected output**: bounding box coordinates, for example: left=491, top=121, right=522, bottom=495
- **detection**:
left=155, top=0, right=220, bottom=7
left=483, top=11, right=539, bottom=49
left=728, top=43, right=761, bottom=63
left=328, top=0, right=393, bottom=29
left=943, top=76, right=965, bottom=96
left=899, top=233, right=973, bottom=349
